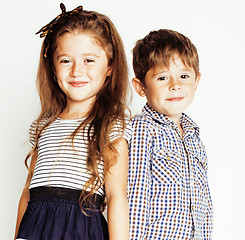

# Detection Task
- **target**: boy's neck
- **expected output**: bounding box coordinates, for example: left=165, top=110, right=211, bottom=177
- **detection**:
left=176, top=122, right=183, bottom=137
left=166, top=114, right=183, bottom=137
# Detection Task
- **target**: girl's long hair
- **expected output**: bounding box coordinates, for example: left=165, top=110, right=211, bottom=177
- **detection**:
left=25, top=9, right=129, bottom=210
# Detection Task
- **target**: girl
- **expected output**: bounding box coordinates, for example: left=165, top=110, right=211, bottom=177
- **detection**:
left=15, top=3, right=129, bottom=240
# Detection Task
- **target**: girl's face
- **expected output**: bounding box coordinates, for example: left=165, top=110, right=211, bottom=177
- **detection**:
left=53, top=32, right=111, bottom=112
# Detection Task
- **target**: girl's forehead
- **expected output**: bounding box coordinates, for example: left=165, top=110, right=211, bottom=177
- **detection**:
left=57, top=32, right=99, bottom=47
left=56, top=31, right=105, bottom=52
left=57, top=31, right=95, bottom=42
left=52, top=33, right=108, bottom=62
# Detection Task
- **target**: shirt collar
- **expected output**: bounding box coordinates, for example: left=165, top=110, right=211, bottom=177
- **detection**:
left=180, top=112, right=200, bottom=137
left=142, top=103, right=200, bottom=136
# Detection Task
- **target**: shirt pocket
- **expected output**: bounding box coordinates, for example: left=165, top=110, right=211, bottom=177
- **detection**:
left=151, top=148, right=182, bottom=185
left=193, top=150, right=208, bottom=189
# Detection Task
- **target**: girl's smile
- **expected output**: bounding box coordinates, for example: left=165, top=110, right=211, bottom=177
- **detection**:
left=68, top=80, right=89, bottom=87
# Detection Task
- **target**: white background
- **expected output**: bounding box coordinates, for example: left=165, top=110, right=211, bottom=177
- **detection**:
left=1, top=0, right=245, bottom=239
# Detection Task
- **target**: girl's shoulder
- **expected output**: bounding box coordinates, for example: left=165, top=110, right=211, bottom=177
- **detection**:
left=29, top=118, right=50, bottom=132
left=109, top=117, right=131, bottom=143
left=29, top=118, right=50, bottom=146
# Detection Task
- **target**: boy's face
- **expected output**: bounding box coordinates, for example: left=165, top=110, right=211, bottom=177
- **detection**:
left=132, top=54, right=200, bottom=124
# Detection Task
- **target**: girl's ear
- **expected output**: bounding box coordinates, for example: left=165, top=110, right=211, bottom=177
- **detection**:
left=106, top=66, right=112, bottom=78
left=52, top=66, right=57, bottom=77
left=132, top=78, right=146, bottom=97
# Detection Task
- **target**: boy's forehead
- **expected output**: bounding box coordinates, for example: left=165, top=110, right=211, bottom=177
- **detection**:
left=150, top=57, right=192, bottom=74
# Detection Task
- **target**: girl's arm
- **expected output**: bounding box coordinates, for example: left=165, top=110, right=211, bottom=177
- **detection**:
left=14, top=150, right=38, bottom=239
left=104, top=138, right=129, bottom=240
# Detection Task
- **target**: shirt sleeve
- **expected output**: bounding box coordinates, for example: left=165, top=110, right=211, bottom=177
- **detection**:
left=127, top=117, right=153, bottom=239
left=109, top=117, right=132, bottom=143
left=203, top=181, right=213, bottom=239
left=29, top=120, right=37, bottom=147
left=198, top=140, right=213, bottom=238
left=29, top=118, right=48, bottom=149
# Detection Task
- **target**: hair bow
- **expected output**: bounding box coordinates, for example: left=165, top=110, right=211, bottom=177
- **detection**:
left=36, top=3, right=83, bottom=38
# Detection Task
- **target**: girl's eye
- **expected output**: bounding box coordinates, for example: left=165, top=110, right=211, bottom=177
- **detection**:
left=84, top=59, right=95, bottom=63
left=60, top=59, right=70, bottom=64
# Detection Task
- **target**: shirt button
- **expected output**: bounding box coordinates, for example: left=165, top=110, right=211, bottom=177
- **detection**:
left=190, top=180, right=194, bottom=187
left=192, top=206, right=194, bottom=211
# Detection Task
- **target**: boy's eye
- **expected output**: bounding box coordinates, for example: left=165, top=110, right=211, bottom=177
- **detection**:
left=158, top=76, right=167, bottom=81
left=181, top=74, right=189, bottom=79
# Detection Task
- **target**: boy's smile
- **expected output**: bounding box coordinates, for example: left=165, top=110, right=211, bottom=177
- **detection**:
left=133, top=54, right=200, bottom=125
left=166, top=97, right=184, bottom=102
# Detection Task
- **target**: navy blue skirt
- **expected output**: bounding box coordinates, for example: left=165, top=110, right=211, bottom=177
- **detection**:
left=17, top=187, right=109, bottom=240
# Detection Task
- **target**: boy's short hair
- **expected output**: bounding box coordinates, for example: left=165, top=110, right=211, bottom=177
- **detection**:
left=132, top=29, right=199, bottom=84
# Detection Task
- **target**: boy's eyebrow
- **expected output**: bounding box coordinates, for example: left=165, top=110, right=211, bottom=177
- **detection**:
left=179, top=65, right=192, bottom=71
left=151, top=68, right=170, bottom=77
left=152, top=70, right=167, bottom=77
left=153, top=66, right=193, bottom=76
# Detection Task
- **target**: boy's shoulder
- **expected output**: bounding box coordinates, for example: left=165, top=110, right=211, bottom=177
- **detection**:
left=129, top=103, right=169, bottom=130
left=128, top=111, right=165, bottom=140
left=130, top=112, right=157, bottom=129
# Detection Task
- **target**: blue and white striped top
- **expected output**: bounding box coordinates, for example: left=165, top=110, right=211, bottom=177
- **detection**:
left=29, top=117, right=130, bottom=197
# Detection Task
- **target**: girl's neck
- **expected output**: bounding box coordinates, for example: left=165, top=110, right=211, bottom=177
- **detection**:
left=59, top=101, right=92, bottom=120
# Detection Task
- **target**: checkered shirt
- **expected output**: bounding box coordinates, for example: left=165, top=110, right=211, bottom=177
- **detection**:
left=127, top=103, right=213, bottom=239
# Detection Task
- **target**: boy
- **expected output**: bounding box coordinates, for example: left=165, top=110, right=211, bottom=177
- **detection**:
left=127, top=29, right=213, bottom=239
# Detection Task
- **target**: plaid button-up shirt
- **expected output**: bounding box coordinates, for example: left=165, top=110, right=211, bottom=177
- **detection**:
left=127, top=103, right=213, bottom=239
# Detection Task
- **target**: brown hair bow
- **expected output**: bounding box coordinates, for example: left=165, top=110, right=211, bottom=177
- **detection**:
left=36, top=3, right=83, bottom=38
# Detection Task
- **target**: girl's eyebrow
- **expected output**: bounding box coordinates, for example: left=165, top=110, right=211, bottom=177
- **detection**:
left=81, top=53, right=100, bottom=57
left=56, top=53, right=100, bottom=59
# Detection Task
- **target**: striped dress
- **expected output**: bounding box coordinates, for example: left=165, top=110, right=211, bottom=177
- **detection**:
left=17, top=117, right=130, bottom=240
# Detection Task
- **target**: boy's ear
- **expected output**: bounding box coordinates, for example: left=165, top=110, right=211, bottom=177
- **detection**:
left=195, top=72, right=201, bottom=90
left=132, top=78, right=146, bottom=97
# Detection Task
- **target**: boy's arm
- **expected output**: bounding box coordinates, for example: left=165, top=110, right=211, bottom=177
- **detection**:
left=198, top=141, right=213, bottom=239
left=104, top=138, right=129, bottom=240
left=14, top=150, right=37, bottom=239
left=128, top=120, right=152, bottom=239
left=203, top=182, right=213, bottom=239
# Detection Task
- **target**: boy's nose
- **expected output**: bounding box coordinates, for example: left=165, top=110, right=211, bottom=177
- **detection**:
left=169, top=78, right=181, bottom=91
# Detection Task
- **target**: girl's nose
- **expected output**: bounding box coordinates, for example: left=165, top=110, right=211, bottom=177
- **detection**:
left=71, top=62, right=83, bottom=77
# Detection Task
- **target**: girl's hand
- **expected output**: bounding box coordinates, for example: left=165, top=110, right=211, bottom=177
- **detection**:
left=14, top=150, right=38, bottom=239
